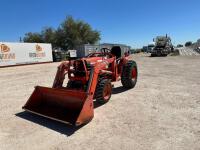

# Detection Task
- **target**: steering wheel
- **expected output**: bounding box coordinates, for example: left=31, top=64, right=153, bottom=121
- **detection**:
left=87, top=53, right=102, bottom=57
left=101, top=47, right=111, bottom=53
left=87, top=48, right=112, bottom=58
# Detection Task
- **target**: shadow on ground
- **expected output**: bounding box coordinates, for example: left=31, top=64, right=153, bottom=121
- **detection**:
left=15, top=86, right=128, bottom=136
left=16, top=101, right=104, bottom=136
left=16, top=111, right=84, bottom=136
left=112, top=86, right=130, bottom=94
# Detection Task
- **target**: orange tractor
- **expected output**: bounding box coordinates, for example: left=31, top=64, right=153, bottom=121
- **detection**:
left=23, top=46, right=138, bottom=126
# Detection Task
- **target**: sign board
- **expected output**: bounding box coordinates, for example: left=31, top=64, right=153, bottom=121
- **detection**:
left=68, top=50, right=77, bottom=58
left=0, top=42, right=53, bottom=67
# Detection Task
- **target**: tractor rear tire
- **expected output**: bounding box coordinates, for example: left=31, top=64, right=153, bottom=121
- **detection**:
left=95, top=79, right=112, bottom=104
left=121, top=60, right=138, bottom=89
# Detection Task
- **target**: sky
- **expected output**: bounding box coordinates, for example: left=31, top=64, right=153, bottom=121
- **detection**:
left=0, top=0, right=200, bottom=48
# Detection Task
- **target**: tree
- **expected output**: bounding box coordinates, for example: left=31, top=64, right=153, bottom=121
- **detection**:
left=41, top=27, right=56, bottom=47
left=57, top=16, right=100, bottom=50
left=23, top=16, right=101, bottom=50
left=23, top=32, right=44, bottom=43
left=185, top=41, right=193, bottom=47
left=177, top=44, right=183, bottom=48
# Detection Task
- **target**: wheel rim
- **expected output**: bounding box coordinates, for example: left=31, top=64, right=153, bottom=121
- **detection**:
left=132, top=67, right=137, bottom=79
left=103, top=83, right=112, bottom=101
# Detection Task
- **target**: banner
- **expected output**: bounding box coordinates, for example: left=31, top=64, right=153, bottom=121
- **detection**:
left=0, top=42, right=53, bottom=67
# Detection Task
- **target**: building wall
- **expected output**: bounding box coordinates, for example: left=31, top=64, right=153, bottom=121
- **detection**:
left=75, top=44, right=100, bottom=58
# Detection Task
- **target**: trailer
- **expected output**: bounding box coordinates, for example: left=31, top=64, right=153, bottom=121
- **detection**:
left=0, top=42, right=53, bottom=67
left=75, top=44, right=100, bottom=58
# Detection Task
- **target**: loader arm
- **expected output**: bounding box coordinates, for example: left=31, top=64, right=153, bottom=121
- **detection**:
left=67, top=60, right=112, bottom=126
left=53, top=61, right=69, bottom=88
left=87, top=59, right=114, bottom=97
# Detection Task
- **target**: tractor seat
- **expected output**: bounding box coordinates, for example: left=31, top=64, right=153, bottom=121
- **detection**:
left=111, top=46, right=122, bottom=59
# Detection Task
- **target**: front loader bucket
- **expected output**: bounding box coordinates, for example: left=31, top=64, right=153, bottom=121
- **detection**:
left=23, top=86, right=94, bottom=126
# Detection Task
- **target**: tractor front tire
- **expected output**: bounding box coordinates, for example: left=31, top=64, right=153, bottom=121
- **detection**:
left=121, top=61, right=138, bottom=89
left=95, top=79, right=112, bottom=104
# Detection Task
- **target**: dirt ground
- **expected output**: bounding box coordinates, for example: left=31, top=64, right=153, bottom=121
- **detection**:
left=0, top=54, right=200, bottom=150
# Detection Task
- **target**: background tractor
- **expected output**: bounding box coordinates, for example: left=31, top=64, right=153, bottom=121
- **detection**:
left=151, top=35, right=174, bottom=57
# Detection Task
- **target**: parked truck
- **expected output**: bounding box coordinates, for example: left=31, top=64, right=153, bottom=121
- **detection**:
left=147, top=44, right=155, bottom=53
left=151, top=35, right=174, bottom=57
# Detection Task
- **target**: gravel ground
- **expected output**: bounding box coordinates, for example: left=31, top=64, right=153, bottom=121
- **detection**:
left=0, top=54, right=200, bottom=150
left=178, top=47, right=200, bottom=56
